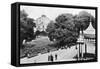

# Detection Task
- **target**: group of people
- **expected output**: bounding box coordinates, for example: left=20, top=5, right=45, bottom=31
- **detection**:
left=48, top=54, right=58, bottom=62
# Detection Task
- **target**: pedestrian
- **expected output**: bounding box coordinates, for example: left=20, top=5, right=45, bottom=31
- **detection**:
left=55, top=54, right=57, bottom=60
left=48, top=55, right=50, bottom=61
left=51, top=55, right=53, bottom=62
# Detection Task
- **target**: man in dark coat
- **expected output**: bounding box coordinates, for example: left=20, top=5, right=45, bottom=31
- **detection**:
left=55, top=54, right=57, bottom=60
left=50, top=55, right=53, bottom=62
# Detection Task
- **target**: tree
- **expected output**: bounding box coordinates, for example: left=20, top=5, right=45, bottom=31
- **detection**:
left=74, top=11, right=95, bottom=58
left=56, top=13, right=73, bottom=23
left=47, top=13, right=79, bottom=48
left=46, top=21, right=56, bottom=41
left=46, top=21, right=55, bottom=33
left=20, top=10, right=28, bottom=18
left=91, top=17, right=95, bottom=29
left=20, top=10, right=36, bottom=48
left=75, top=11, right=95, bottom=33
left=55, top=13, right=76, bottom=31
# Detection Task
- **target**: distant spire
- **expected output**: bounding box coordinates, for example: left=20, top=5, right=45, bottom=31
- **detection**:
left=84, top=19, right=95, bottom=34
left=42, top=15, right=46, bottom=17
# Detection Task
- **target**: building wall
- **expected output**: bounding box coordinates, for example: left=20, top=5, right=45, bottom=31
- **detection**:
left=35, top=15, right=51, bottom=31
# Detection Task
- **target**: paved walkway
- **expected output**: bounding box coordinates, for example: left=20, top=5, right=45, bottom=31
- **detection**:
left=20, top=39, right=95, bottom=64
left=20, top=46, right=77, bottom=64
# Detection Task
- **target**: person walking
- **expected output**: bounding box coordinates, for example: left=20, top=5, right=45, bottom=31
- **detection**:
left=50, top=54, right=53, bottom=62
left=48, top=50, right=50, bottom=61
left=48, top=55, right=50, bottom=61
left=55, top=54, right=57, bottom=60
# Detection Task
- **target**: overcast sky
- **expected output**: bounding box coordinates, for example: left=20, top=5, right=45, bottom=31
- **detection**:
left=20, top=5, right=95, bottom=21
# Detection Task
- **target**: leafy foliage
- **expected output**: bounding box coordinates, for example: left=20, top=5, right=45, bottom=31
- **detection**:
left=46, top=21, right=55, bottom=33
left=74, top=11, right=95, bottom=31
left=20, top=10, right=36, bottom=48
left=47, top=13, right=79, bottom=48
left=91, top=17, right=95, bottom=29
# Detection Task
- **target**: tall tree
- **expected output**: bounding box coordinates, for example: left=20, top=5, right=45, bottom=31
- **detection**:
left=75, top=11, right=95, bottom=33
left=20, top=10, right=36, bottom=48
left=46, top=21, right=55, bottom=33
left=47, top=13, right=79, bottom=48
left=46, top=21, right=56, bottom=41
left=74, top=11, right=95, bottom=58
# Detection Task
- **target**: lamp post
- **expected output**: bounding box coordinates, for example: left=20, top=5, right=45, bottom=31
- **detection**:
left=77, top=31, right=84, bottom=60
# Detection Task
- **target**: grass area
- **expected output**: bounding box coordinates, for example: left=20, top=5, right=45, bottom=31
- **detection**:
left=20, top=36, right=57, bottom=58
left=20, top=36, right=78, bottom=58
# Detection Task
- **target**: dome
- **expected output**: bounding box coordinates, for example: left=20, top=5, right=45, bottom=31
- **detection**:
left=84, top=22, right=95, bottom=35
left=84, top=22, right=95, bottom=39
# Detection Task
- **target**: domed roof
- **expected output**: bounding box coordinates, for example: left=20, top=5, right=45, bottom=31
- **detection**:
left=84, top=21, right=95, bottom=35
left=84, top=21, right=95, bottom=39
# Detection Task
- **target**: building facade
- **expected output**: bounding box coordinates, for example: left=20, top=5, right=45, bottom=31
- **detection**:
left=35, top=15, right=51, bottom=32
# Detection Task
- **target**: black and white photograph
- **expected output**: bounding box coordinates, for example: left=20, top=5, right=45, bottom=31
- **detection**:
left=19, top=4, right=97, bottom=64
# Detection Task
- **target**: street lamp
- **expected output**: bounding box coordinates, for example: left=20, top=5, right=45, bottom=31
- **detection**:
left=77, top=31, right=84, bottom=60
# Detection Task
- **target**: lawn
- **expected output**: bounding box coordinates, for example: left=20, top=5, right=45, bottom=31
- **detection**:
left=20, top=36, right=57, bottom=58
